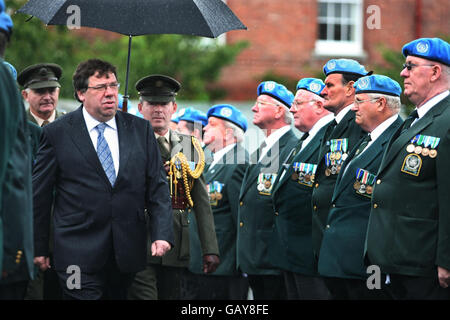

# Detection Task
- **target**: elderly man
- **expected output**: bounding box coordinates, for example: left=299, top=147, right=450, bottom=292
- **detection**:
left=237, top=81, right=297, bottom=299
left=365, top=38, right=450, bottom=300
left=187, top=104, right=250, bottom=299
left=128, top=74, right=219, bottom=300
left=311, top=59, right=369, bottom=262
left=318, top=75, right=403, bottom=299
left=270, top=78, right=333, bottom=300
left=18, top=63, right=65, bottom=127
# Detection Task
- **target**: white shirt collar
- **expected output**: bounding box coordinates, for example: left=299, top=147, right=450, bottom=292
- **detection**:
left=416, top=90, right=449, bottom=119
left=259, top=125, right=291, bottom=162
left=209, top=143, right=236, bottom=169
left=82, top=107, right=117, bottom=132
left=300, top=113, right=334, bottom=151
left=369, top=114, right=399, bottom=143
left=30, top=109, right=56, bottom=126
left=335, top=104, right=353, bottom=124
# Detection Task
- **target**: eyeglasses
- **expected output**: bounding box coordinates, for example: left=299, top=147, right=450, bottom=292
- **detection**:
left=402, top=62, right=435, bottom=71
left=32, top=87, right=58, bottom=95
left=254, top=100, right=281, bottom=108
left=87, top=82, right=120, bottom=92
left=354, top=98, right=380, bottom=106
left=291, top=100, right=315, bottom=109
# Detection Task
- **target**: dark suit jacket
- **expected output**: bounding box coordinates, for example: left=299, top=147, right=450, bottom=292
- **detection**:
left=311, top=109, right=366, bottom=258
left=271, top=124, right=330, bottom=276
left=237, top=129, right=298, bottom=275
left=189, top=144, right=248, bottom=275
left=33, top=106, right=174, bottom=273
left=0, top=61, right=34, bottom=283
left=149, top=130, right=219, bottom=268
left=318, top=116, right=403, bottom=279
left=366, top=95, right=450, bottom=277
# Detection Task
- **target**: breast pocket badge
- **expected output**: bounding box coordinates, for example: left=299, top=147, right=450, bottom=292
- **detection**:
left=207, top=181, right=224, bottom=206
left=257, top=173, right=277, bottom=195
left=353, top=168, right=376, bottom=198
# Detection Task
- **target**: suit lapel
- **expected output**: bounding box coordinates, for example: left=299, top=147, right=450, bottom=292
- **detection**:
left=115, top=111, right=132, bottom=186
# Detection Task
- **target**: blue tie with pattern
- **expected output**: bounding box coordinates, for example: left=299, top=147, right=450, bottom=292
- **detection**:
left=96, top=123, right=116, bottom=186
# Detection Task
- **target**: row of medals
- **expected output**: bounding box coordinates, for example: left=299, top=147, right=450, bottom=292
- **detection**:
left=292, top=171, right=315, bottom=183
left=406, top=144, right=437, bottom=158
left=353, top=180, right=373, bottom=195
left=324, top=152, right=348, bottom=177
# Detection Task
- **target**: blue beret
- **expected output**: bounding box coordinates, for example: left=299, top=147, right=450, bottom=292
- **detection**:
left=117, top=93, right=143, bottom=118
left=179, top=108, right=208, bottom=127
left=0, top=12, right=13, bottom=36
left=170, top=108, right=183, bottom=123
left=402, top=38, right=450, bottom=67
left=3, top=61, right=17, bottom=80
left=207, top=104, right=248, bottom=132
left=323, top=59, right=371, bottom=77
left=296, top=78, right=326, bottom=97
left=257, top=81, right=294, bottom=108
left=354, top=75, right=402, bottom=97
left=0, top=1, right=5, bottom=12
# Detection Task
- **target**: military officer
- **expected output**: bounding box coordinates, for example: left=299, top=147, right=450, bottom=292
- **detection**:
left=128, top=74, right=220, bottom=300
left=18, top=64, right=65, bottom=300
left=188, top=104, right=250, bottom=299
left=177, top=107, right=208, bottom=142
left=365, top=38, right=450, bottom=300
left=237, top=81, right=297, bottom=299
left=311, top=59, right=369, bottom=262
left=318, top=75, right=403, bottom=299
left=270, top=78, right=333, bottom=300
left=18, top=63, right=65, bottom=127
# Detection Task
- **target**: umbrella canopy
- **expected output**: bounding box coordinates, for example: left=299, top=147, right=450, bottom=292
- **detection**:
left=17, top=0, right=247, bottom=111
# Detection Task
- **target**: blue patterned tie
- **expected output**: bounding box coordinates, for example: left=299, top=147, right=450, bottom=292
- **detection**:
left=96, top=123, right=116, bottom=186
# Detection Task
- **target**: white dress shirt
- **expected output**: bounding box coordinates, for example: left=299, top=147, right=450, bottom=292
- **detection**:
left=208, top=143, right=236, bottom=170
left=301, top=113, right=335, bottom=151
left=259, top=125, right=291, bottom=163
left=411, top=90, right=449, bottom=127
left=83, top=107, right=120, bottom=176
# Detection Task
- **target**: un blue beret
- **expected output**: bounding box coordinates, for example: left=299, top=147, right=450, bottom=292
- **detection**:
left=0, top=1, right=5, bottom=12
left=354, top=75, right=402, bottom=97
left=207, top=104, right=248, bottom=132
left=3, top=61, right=17, bottom=80
left=296, top=78, right=326, bottom=97
left=179, top=108, right=208, bottom=127
left=0, top=12, right=13, bottom=36
left=170, top=108, right=183, bottom=123
left=257, top=81, right=294, bottom=108
left=402, top=38, right=450, bottom=67
left=323, top=59, right=371, bottom=77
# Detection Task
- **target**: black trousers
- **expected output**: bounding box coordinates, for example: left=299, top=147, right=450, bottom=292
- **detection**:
left=283, top=271, right=331, bottom=300
left=0, top=281, right=28, bottom=300
left=382, top=274, right=450, bottom=300
left=324, top=277, right=391, bottom=300
left=56, top=254, right=135, bottom=300
left=247, top=274, right=286, bottom=300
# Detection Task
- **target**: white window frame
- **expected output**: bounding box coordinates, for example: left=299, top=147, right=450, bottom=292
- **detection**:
left=315, top=0, right=365, bottom=57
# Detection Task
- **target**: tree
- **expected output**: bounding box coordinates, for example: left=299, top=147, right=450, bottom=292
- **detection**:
left=5, top=0, right=247, bottom=101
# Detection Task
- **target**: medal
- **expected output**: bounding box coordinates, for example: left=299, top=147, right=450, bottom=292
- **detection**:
left=353, top=181, right=361, bottom=190
left=329, top=152, right=335, bottom=161
left=414, top=145, right=422, bottom=154
left=406, top=144, right=415, bottom=153
left=334, top=152, right=342, bottom=161
left=210, top=193, right=216, bottom=200
left=421, top=148, right=429, bottom=157
left=336, top=164, right=342, bottom=174
left=429, top=149, right=437, bottom=158
left=257, top=183, right=264, bottom=191
left=341, top=153, right=348, bottom=161
left=358, top=184, right=366, bottom=194
left=304, top=174, right=311, bottom=183
left=325, top=168, right=331, bottom=176
left=366, top=185, right=373, bottom=195
left=291, top=172, right=299, bottom=181
left=216, top=192, right=222, bottom=200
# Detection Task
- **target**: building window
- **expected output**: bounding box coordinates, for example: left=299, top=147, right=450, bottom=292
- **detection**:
left=315, top=0, right=364, bottom=57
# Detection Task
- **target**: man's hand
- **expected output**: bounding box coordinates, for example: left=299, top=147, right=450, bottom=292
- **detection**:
left=151, top=240, right=171, bottom=257
left=34, top=256, right=51, bottom=271
left=203, top=254, right=220, bottom=274
left=438, top=266, right=450, bottom=288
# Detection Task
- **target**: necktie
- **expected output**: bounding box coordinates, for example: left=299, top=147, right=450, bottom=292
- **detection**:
left=281, top=132, right=310, bottom=170
left=401, top=109, right=419, bottom=133
left=323, top=119, right=337, bottom=141
left=354, top=134, right=372, bottom=157
left=41, top=120, right=50, bottom=127
left=96, top=123, right=116, bottom=186
left=157, top=136, right=171, bottom=161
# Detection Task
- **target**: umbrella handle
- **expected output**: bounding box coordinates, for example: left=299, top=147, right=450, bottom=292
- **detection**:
left=122, top=35, right=133, bottom=113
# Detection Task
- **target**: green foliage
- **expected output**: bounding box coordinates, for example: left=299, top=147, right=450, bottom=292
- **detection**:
left=4, top=0, right=247, bottom=100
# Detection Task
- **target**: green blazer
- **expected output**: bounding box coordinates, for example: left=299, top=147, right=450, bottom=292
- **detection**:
left=26, top=108, right=65, bottom=126
left=318, top=117, right=402, bottom=279
left=237, top=129, right=298, bottom=275
left=149, top=130, right=219, bottom=268
left=189, top=144, right=249, bottom=275
left=365, top=95, right=450, bottom=277
left=271, top=124, right=330, bottom=276
left=311, top=109, right=366, bottom=259
left=0, top=61, right=34, bottom=283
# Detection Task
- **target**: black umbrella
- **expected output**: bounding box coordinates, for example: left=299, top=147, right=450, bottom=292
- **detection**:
left=17, top=0, right=247, bottom=112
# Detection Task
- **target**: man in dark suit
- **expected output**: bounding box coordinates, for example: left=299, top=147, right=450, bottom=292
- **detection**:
left=365, top=38, right=450, bottom=300
left=237, top=81, right=297, bottom=299
left=271, top=78, right=333, bottom=300
left=128, top=75, right=219, bottom=300
left=318, top=75, right=403, bottom=299
left=0, top=58, right=34, bottom=300
left=188, top=104, right=250, bottom=299
left=32, top=59, right=174, bottom=300
left=311, top=59, right=369, bottom=261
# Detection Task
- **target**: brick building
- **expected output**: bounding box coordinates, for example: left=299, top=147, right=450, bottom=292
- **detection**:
left=220, top=0, right=450, bottom=100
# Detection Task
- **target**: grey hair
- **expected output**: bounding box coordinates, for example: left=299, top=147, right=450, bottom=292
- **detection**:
left=367, top=93, right=401, bottom=113
left=281, top=105, right=293, bottom=125
left=224, top=120, right=245, bottom=143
